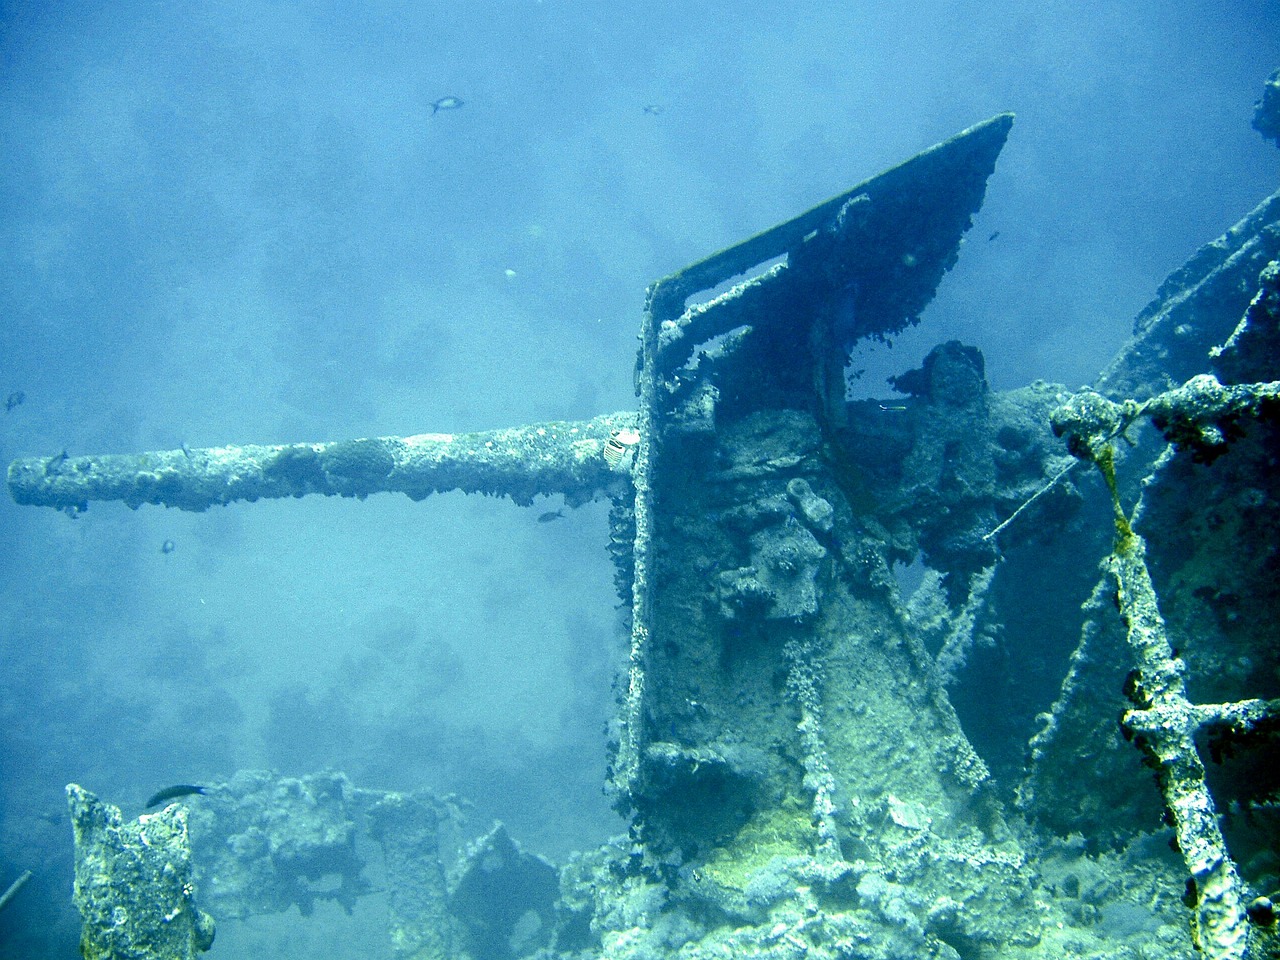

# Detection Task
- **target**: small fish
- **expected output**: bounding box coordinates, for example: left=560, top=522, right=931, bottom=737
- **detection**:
left=538, top=509, right=565, bottom=523
left=603, top=429, right=641, bottom=468
left=5, top=390, right=24, bottom=412
left=430, top=96, right=464, bottom=115
left=987, top=230, right=1000, bottom=242
left=145, top=784, right=208, bottom=808
left=161, top=539, right=176, bottom=555
left=643, top=104, right=663, bottom=115
left=44, top=450, right=69, bottom=475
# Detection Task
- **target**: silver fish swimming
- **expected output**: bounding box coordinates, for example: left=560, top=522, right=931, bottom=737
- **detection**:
left=430, top=96, right=464, bottom=115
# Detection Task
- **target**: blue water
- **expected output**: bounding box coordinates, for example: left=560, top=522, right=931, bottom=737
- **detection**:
left=1, top=2, right=1277, bottom=956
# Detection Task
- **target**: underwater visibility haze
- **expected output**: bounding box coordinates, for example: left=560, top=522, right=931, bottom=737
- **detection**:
left=2, top=2, right=1280, bottom=958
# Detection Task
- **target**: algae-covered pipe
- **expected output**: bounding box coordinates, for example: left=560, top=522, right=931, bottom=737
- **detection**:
left=0, top=870, right=30, bottom=913
left=7, top=412, right=638, bottom=514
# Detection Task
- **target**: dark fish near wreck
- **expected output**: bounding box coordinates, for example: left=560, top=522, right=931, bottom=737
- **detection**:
left=538, top=509, right=565, bottom=523
left=430, top=96, right=464, bottom=115
left=145, top=784, right=208, bottom=808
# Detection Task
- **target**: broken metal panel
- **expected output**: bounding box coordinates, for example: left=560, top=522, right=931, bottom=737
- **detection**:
left=647, top=112, right=1014, bottom=340
left=447, top=823, right=559, bottom=960
left=648, top=113, right=1015, bottom=433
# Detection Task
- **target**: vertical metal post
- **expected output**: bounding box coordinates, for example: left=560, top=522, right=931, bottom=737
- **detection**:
left=610, top=278, right=684, bottom=801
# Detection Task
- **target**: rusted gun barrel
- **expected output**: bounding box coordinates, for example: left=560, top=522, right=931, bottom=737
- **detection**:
left=7, top=412, right=639, bottom=513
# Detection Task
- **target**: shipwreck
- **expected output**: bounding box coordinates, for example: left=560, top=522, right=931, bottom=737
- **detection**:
left=10, top=73, right=1280, bottom=960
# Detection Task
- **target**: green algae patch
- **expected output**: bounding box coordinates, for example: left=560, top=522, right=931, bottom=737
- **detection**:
left=699, top=796, right=820, bottom=891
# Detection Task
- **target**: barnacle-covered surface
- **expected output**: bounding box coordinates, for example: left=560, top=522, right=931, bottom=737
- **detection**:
left=68, top=784, right=215, bottom=960
left=1018, top=233, right=1280, bottom=866
left=6, top=411, right=638, bottom=513
left=607, top=400, right=1046, bottom=956
left=187, top=770, right=369, bottom=921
